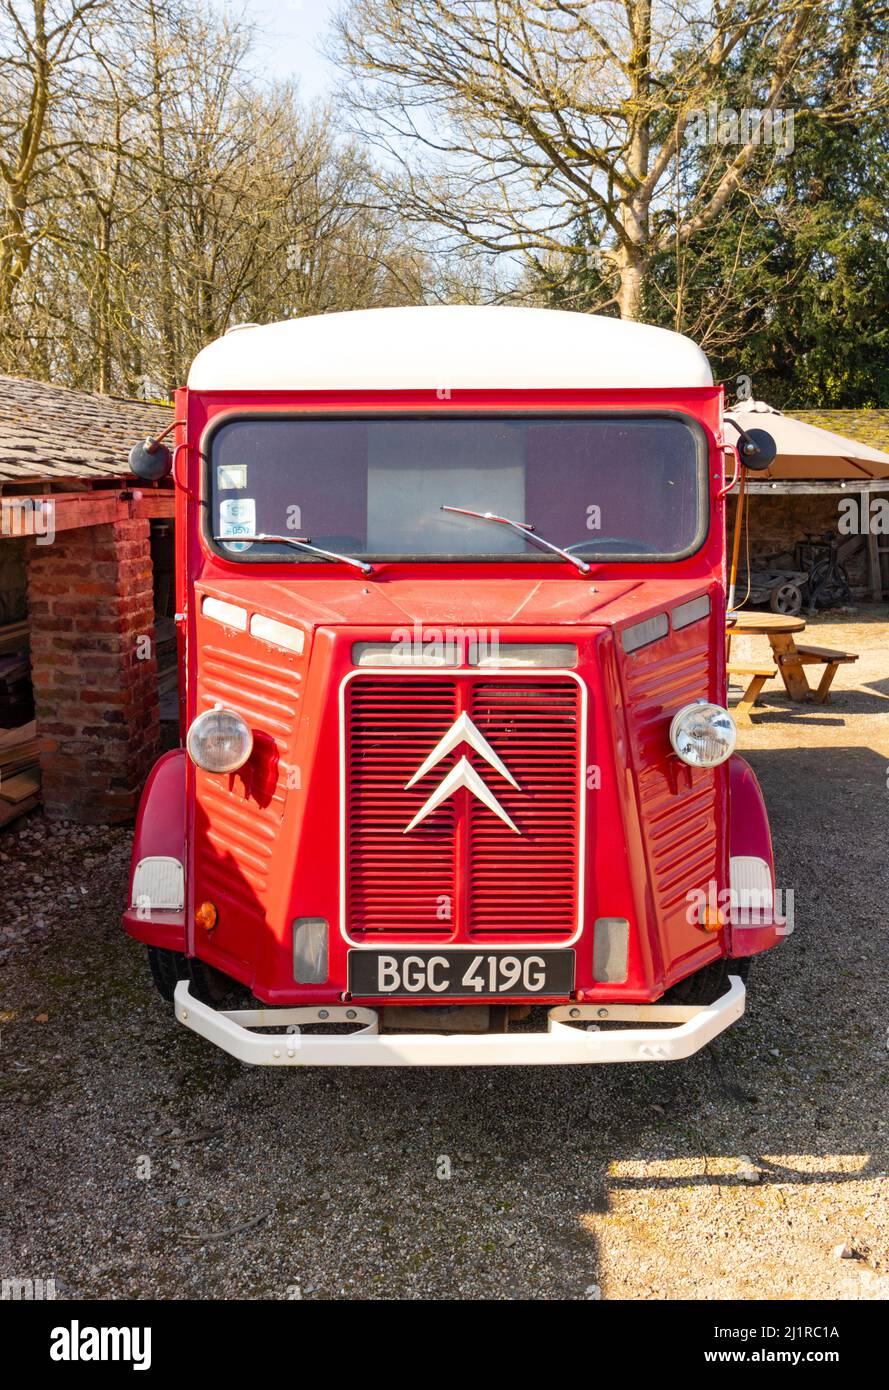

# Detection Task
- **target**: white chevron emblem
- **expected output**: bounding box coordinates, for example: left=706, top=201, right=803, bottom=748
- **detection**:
left=403, top=712, right=521, bottom=835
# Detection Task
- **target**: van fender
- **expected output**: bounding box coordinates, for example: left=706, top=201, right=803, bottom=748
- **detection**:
left=727, top=754, right=784, bottom=957
left=122, top=748, right=187, bottom=952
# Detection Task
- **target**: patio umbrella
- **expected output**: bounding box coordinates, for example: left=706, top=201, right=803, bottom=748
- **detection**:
left=725, top=398, right=889, bottom=479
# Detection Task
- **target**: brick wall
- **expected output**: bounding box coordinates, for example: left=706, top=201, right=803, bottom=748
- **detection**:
left=26, top=519, right=159, bottom=823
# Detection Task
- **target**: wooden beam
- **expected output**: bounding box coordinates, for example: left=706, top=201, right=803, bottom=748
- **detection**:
left=867, top=530, right=883, bottom=600
left=728, top=479, right=889, bottom=495
left=0, top=489, right=173, bottom=539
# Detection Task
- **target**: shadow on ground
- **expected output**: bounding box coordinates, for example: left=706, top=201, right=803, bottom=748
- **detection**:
left=0, top=742, right=886, bottom=1298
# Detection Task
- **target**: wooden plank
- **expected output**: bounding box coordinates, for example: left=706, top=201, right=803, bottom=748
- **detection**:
left=768, top=632, right=811, bottom=700
left=733, top=673, right=773, bottom=725
left=0, top=731, right=38, bottom=752
left=0, top=751, right=39, bottom=778
left=727, top=663, right=778, bottom=678
left=0, top=767, right=40, bottom=802
left=867, top=530, right=883, bottom=600
left=730, top=480, right=889, bottom=495
left=0, top=719, right=36, bottom=750
left=727, top=611, right=806, bottom=633
left=794, top=644, right=858, bottom=663
left=0, top=792, right=39, bottom=828
left=836, top=534, right=864, bottom=564
left=0, top=621, right=29, bottom=654
left=814, top=664, right=841, bottom=704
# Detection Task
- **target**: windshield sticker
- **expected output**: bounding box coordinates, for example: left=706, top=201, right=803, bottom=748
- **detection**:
left=219, top=496, right=256, bottom=553
left=217, top=463, right=247, bottom=490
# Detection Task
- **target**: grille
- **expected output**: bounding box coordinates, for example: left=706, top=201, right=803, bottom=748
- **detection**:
left=345, top=676, right=581, bottom=942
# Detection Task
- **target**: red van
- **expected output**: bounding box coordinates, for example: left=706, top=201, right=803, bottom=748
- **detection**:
left=123, top=305, right=785, bottom=1065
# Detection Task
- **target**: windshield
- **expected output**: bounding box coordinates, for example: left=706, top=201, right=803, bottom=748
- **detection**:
left=207, top=415, right=707, bottom=562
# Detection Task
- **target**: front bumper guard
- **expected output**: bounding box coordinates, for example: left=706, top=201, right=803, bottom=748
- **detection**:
left=173, top=976, right=746, bottom=1067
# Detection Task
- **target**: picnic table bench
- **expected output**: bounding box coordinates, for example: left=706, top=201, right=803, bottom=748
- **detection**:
left=726, top=662, right=779, bottom=725
left=726, top=611, right=858, bottom=718
left=793, top=644, right=859, bottom=704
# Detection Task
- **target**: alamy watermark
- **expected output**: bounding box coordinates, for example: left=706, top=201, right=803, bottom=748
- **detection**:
left=50, top=1321, right=151, bottom=1370
left=1, top=1275, right=56, bottom=1299
left=686, top=102, right=795, bottom=155
left=838, top=494, right=889, bottom=535
left=687, top=879, right=795, bottom=935
left=388, top=623, right=500, bottom=666
left=1, top=497, right=55, bottom=544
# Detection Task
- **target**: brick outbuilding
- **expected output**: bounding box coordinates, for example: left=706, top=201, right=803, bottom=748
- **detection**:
left=0, top=376, right=174, bottom=824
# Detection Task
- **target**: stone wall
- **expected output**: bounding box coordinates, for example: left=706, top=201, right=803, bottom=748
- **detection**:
left=725, top=493, right=873, bottom=589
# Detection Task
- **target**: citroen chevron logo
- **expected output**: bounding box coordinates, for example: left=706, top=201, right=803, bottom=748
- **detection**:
left=403, top=712, right=522, bottom=835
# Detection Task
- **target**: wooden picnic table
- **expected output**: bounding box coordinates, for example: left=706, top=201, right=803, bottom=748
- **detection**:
left=726, top=611, right=811, bottom=701
left=726, top=610, right=859, bottom=711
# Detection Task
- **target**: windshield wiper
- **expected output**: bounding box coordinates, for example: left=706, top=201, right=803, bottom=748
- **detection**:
left=214, top=533, right=374, bottom=576
left=441, top=506, right=591, bottom=575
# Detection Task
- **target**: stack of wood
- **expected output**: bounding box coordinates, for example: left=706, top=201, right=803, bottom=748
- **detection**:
left=0, top=618, right=33, bottom=726
left=0, top=619, right=28, bottom=655
left=0, top=718, right=39, bottom=828
left=0, top=618, right=39, bottom=828
left=0, top=651, right=33, bottom=726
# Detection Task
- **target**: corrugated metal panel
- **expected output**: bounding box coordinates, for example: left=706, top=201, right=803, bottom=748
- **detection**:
left=623, top=632, right=720, bottom=926
left=193, top=626, right=301, bottom=922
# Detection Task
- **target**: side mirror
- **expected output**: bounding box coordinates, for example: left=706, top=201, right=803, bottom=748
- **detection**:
left=738, top=427, right=777, bottom=470
left=129, top=436, right=172, bottom=481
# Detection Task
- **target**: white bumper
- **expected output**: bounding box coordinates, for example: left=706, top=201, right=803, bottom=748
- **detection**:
left=173, top=976, right=746, bottom=1067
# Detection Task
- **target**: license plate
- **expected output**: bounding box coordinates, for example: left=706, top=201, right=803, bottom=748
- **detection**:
left=347, top=949, right=575, bottom=999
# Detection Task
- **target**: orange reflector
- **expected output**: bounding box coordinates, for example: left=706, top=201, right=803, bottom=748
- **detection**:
left=701, top=905, right=724, bottom=932
left=195, top=901, right=218, bottom=932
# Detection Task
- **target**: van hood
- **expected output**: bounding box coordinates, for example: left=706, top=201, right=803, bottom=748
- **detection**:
left=195, top=573, right=717, bottom=633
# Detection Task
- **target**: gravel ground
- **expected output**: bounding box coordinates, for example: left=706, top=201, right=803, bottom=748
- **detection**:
left=0, top=610, right=887, bottom=1301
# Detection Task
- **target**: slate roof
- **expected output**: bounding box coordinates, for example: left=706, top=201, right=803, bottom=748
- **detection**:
left=792, top=410, right=889, bottom=454
left=0, top=374, right=173, bottom=485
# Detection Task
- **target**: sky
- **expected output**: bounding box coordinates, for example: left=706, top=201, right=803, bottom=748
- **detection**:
left=234, top=0, right=341, bottom=101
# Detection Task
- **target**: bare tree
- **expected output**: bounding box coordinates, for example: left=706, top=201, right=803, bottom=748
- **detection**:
left=333, top=0, right=889, bottom=319
left=0, top=0, right=429, bottom=392
left=0, top=0, right=110, bottom=319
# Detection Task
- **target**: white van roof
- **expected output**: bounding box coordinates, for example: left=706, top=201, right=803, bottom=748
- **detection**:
left=187, top=304, right=713, bottom=392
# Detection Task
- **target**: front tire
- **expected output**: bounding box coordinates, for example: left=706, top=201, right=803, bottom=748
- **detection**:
left=187, top=956, right=246, bottom=1007
left=147, top=945, right=187, bottom=1002
left=146, top=946, right=247, bottom=1008
left=666, top=955, right=751, bottom=1005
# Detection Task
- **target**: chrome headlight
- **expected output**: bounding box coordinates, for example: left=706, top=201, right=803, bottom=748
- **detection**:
left=669, top=701, right=736, bottom=768
left=186, top=707, right=253, bottom=773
